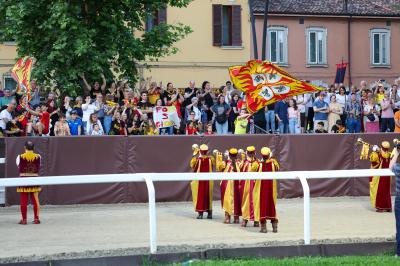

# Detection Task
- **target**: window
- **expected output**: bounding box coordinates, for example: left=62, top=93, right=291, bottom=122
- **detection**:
left=212, top=5, right=242, bottom=47
left=267, top=27, right=288, bottom=65
left=370, top=29, right=390, bottom=66
left=3, top=76, right=16, bottom=91
left=306, top=27, right=327, bottom=65
left=145, top=7, right=167, bottom=32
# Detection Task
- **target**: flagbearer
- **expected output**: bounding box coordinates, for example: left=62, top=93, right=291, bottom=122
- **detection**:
left=369, top=141, right=392, bottom=212
left=241, top=146, right=260, bottom=227
left=254, top=147, right=280, bottom=233
left=16, top=141, right=41, bottom=225
left=216, top=148, right=242, bottom=224
left=190, top=144, right=214, bottom=219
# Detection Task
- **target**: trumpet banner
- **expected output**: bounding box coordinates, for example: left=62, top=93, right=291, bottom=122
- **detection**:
left=11, top=57, right=34, bottom=101
left=229, top=60, right=324, bottom=113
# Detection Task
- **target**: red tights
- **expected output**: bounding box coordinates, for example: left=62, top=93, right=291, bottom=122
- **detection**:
left=20, top=192, right=40, bottom=221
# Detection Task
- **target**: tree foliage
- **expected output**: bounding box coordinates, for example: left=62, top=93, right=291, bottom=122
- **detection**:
left=0, top=0, right=192, bottom=96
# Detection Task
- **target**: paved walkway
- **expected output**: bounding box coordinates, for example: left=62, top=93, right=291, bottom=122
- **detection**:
left=0, top=197, right=395, bottom=262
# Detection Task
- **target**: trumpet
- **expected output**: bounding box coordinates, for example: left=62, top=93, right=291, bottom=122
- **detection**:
left=192, top=144, right=199, bottom=156
left=356, top=138, right=372, bottom=160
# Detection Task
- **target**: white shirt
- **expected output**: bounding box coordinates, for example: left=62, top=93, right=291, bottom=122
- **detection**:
left=0, top=109, right=12, bottom=130
left=295, top=95, right=306, bottom=113
left=82, top=103, right=98, bottom=122
left=192, top=106, right=201, bottom=121
left=304, top=93, right=314, bottom=108
left=336, top=94, right=347, bottom=107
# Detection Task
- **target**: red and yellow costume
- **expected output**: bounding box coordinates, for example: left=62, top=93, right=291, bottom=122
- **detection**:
left=369, top=141, right=392, bottom=212
left=190, top=144, right=214, bottom=219
left=254, top=147, right=280, bottom=233
left=216, top=148, right=242, bottom=224
left=16, top=150, right=41, bottom=224
left=240, top=146, right=259, bottom=227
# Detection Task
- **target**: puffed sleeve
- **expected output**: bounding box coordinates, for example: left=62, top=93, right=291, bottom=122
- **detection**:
left=190, top=157, right=198, bottom=170
left=369, top=152, right=380, bottom=163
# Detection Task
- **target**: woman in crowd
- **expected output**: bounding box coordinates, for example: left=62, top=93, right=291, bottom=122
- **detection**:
left=54, top=113, right=71, bottom=136
left=109, top=110, right=127, bottom=136
left=363, top=96, right=380, bottom=133
left=328, top=95, right=343, bottom=133
left=229, top=93, right=240, bottom=134
left=72, top=96, right=84, bottom=119
left=288, top=98, right=300, bottom=134
left=380, top=92, right=395, bottom=132
left=60, top=96, right=72, bottom=119
left=211, top=95, right=231, bottom=134
left=87, top=113, right=105, bottom=135
left=336, top=86, right=347, bottom=126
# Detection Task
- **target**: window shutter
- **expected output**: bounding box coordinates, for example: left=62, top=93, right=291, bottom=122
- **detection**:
left=231, top=5, right=242, bottom=46
left=158, top=7, right=167, bottom=24
left=212, top=5, right=222, bottom=46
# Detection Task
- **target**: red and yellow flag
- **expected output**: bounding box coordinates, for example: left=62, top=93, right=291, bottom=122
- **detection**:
left=229, top=60, right=324, bottom=113
left=11, top=57, right=34, bottom=101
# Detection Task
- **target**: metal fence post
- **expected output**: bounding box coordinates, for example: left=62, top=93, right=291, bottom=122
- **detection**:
left=297, top=175, right=311, bottom=245
left=144, top=175, right=157, bottom=253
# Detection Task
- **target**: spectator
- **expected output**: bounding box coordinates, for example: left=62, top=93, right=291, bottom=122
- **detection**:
left=0, top=100, right=16, bottom=133
left=295, top=94, right=306, bottom=133
left=183, top=81, right=197, bottom=107
left=5, top=118, right=23, bottom=137
left=392, top=84, right=400, bottom=113
left=229, top=94, right=240, bottom=133
left=93, top=94, right=106, bottom=128
left=103, top=95, right=118, bottom=135
left=336, top=86, right=347, bottom=126
left=199, top=97, right=209, bottom=131
left=26, top=103, right=52, bottom=136
left=363, top=96, right=380, bottom=133
left=275, top=98, right=289, bottom=134
left=234, top=108, right=251, bottom=135
left=327, top=95, right=343, bottom=133
left=54, top=113, right=71, bottom=136
left=109, top=111, right=127, bottom=136
left=304, top=93, right=314, bottom=133
left=0, top=89, right=16, bottom=108
left=203, top=123, right=214, bottom=135
left=380, top=92, right=395, bottom=132
left=346, top=93, right=362, bottom=133
left=375, top=83, right=385, bottom=104
left=186, top=111, right=202, bottom=135
left=47, top=98, right=59, bottom=136
left=60, top=96, right=72, bottom=119
left=72, top=96, right=84, bottom=118
left=127, top=112, right=141, bottom=135
left=288, top=98, right=300, bottom=134
left=67, top=110, right=82, bottom=136
left=211, top=95, right=231, bottom=135
left=186, top=97, right=201, bottom=122
left=91, top=123, right=103, bottom=136
left=331, top=119, right=346, bottom=133
left=80, top=73, right=106, bottom=98
left=313, top=92, right=329, bottom=132
left=389, top=148, right=400, bottom=257
left=82, top=96, right=98, bottom=134
left=395, top=109, right=400, bottom=133
left=315, top=121, right=328, bottom=133
left=264, top=102, right=276, bottom=134
left=148, top=81, right=161, bottom=105
left=29, top=80, right=41, bottom=107
left=140, top=116, right=157, bottom=135
left=138, top=91, right=153, bottom=117
left=87, top=113, right=105, bottom=135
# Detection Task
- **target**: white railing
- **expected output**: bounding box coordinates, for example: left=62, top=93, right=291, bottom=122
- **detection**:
left=0, top=169, right=395, bottom=254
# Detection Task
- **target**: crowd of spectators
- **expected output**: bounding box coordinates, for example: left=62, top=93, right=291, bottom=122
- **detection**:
left=0, top=76, right=399, bottom=137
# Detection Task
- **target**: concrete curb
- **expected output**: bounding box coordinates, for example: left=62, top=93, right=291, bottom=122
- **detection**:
left=1, top=241, right=395, bottom=266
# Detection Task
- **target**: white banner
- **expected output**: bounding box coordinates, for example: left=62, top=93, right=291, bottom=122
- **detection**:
left=153, top=106, right=180, bottom=128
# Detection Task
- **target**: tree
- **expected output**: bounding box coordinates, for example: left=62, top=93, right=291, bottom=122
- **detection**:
left=0, top=0, right=192, bottom=96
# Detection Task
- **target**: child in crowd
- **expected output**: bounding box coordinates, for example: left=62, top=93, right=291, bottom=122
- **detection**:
left=315, top=121, right=328, bottom=133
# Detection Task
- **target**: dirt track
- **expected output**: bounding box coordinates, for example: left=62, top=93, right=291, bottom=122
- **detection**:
left=0, top=197, right=395, bottom=263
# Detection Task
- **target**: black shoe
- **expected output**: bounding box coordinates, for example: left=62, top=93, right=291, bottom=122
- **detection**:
left=197, top=213, right=203, bottom=219
left=207, top=211, right=212, bottom=219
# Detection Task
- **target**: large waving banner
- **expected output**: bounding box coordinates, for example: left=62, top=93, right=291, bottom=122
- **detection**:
left=153, top=106, right=181, bottom=128
left=11, top=57, right=34, bottom=101
left=229, top=60, right=324, bottom=113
